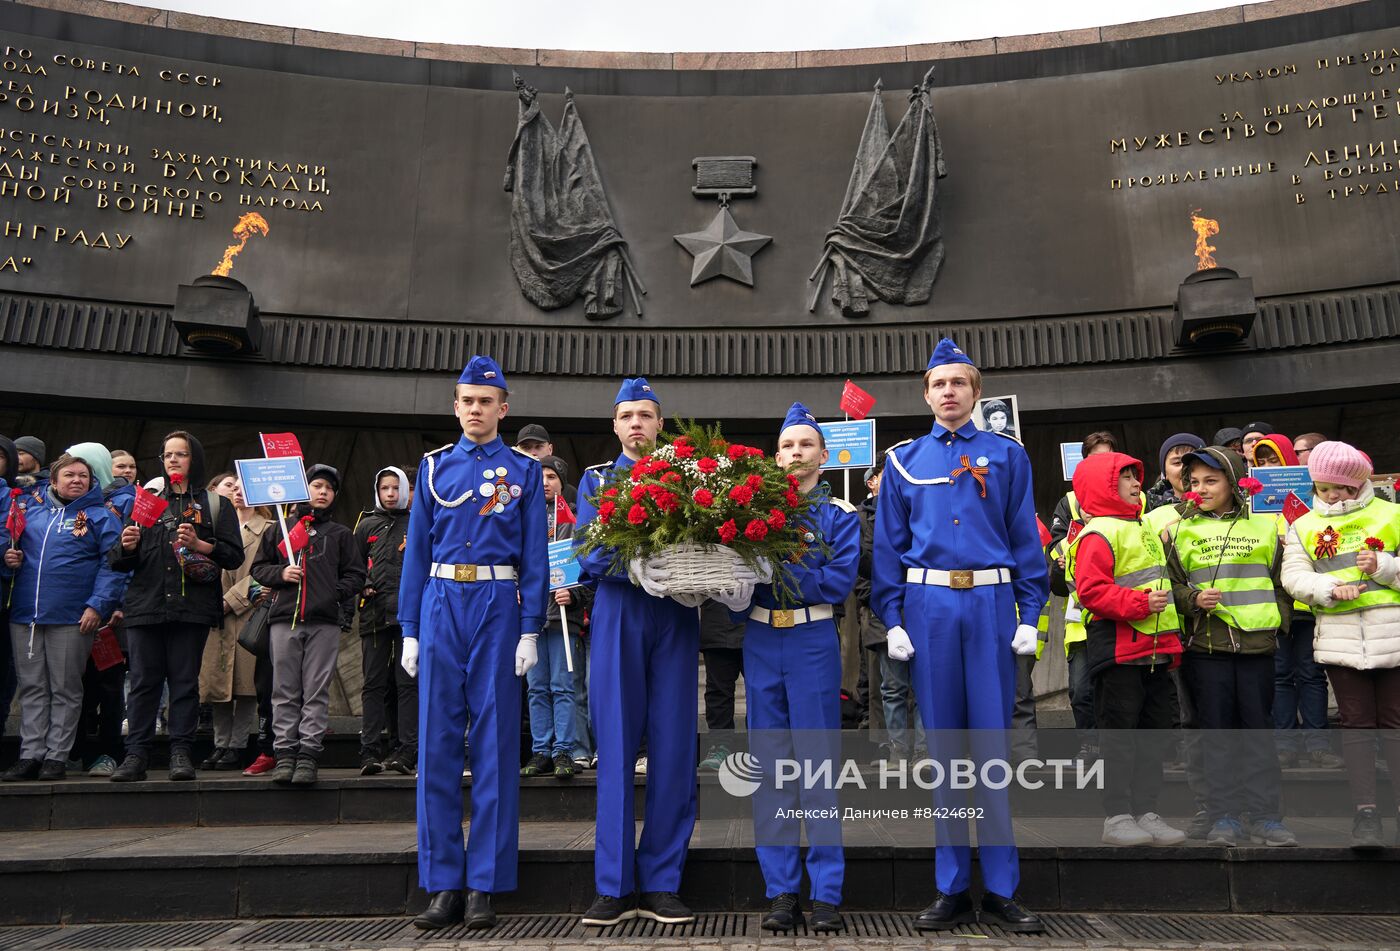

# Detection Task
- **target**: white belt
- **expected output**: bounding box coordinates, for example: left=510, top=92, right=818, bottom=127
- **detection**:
left=906, top=567, right=1011, bottom=589
left=430, top=563, right=516, bottom=582
left=748, top=604, right=835, bottom=628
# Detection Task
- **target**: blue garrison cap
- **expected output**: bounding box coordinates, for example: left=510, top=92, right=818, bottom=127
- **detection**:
left=614, top=377, right=660, bottom=406
left=458, top=354, right=507, bottom=390
left=926, top=337, right=976, bottom=371
left=780, top=401, right=821, bottom=437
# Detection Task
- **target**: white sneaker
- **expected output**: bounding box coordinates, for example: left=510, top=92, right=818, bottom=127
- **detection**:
left=634, top=756, right=648, bottom=775
left=1136, top=812, right=1187, bottom=846
left=1102, top=813, right=1153, bottom=846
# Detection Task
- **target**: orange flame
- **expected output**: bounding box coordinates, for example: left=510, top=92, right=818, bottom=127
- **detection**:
left=1189, top=208, right=1219, bottom=271
left=211, top=212, right=270, bottom=277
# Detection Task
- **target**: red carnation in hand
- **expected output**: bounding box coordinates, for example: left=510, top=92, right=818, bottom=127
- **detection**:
left=1182, top=491, right=1203, bottom=506
left=661, top=471, right=682, bottom=484
left=727, top=445, right=749, bottom=461
left=603, top=487, right=619, bottom=498
left=367, top=535, right=379, bottom=544
left=654, top=491, right=680, bottom=514
left=1238, top=477, right=1264, bottom=496
left=697, top=457, right=719, bottom=475
left=300, top=514, right=315, bottom=526
left=673, top=439, right=695, bottom=459
left=598, top=501, right=616, bottom=522
left=693, top=488, right=715, bottom=507
left=784, top=489, right=801, bottom=507
left=745, top=473, right=764, bottom=491
left=744, top=518, right=769, bottom=541
left=728, top=485, right=754, bottom=506
left=786, top=474, right=800, bottom=490
left=767, top=509, right=786, bottom=530
left=718, top=519, right=738, bottom=543
left=9, top=488, right=20, bottom=499
left=627, top=504, right=648, bottom=526
left=630, top=484, right=649, bottom=502
left=747, top=447, right=764, bottom=458
left=630, top=467, right=646, bottom=482
left=1365, top=537, right=1385, bottom=552
left=169, top=472, right=185, bottom=486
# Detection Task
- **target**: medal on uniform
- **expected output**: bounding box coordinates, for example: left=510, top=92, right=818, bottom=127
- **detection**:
left=478, top=467, right=522, bottom=516
left=72, top=510, right=89, bottom=538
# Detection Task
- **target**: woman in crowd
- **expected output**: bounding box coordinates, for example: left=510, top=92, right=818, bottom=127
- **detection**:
left=1, top=453, right=124, bottom=781
left=198, top=472, right=269, bottom=770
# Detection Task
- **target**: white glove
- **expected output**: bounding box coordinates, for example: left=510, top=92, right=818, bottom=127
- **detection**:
left=1011, top=623, right=1039, bottom=656
left=400, top=638, right=419, bottom=677
left=711, top=582, right=754, bottom=612
left=671, top=591, right=707, bottom=609
left=886, top=625, right=914, bottom=661
left=627, top=556, right=672, bottom=599
left=730, top=558, right=774, bottom=586
left=515, top=634, right=538, bottom=677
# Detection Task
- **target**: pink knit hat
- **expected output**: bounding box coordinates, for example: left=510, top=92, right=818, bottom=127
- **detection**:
left=1307, top=441, right=1372, bottom=489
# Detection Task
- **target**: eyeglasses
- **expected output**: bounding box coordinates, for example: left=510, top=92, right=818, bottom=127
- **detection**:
left=162, top=451, right=191, bottom=460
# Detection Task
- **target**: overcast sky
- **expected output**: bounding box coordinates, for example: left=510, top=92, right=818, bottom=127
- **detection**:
left=138, top=1, right=1268, bottom=52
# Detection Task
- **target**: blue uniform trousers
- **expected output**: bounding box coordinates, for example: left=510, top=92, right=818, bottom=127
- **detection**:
left=745, top=617, right=844, bottom=905
left=905, top=583, right=1020, bottom=899
left=590, top=586, right=699, bottom=898
left=416, top=579, right=521, bottom=893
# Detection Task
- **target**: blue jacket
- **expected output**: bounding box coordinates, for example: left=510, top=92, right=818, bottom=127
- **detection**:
left=746, top=483, right=861, bottom=614
left=8, top=483, right=125, bottom=625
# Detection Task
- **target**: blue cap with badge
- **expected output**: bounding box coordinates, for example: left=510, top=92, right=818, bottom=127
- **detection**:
left=458, top=354, right=507, bottom=390
left=926, top=337, right=976, bottom=371
left=780, top=401, right=821, bottom=437
left=614, top=377, right=660, bottom=406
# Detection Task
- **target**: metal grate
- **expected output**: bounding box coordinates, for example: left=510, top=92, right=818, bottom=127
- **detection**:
left=1290, top=915, right=1400, bottom=943
left=28, top=922, right=237, bottom=950
left=409, top=913, right=579, bottom=942
left=1110, top=913, right=1293, bottom=943
left=0, top=929, right=60, bottom=951
left=235, top=917, right=409, bottom=945
left=1041, top=913, right=1113, bottom=940
left=779, top=911, right=913, bottom=937
left=594, top=912, right=747, bottom=939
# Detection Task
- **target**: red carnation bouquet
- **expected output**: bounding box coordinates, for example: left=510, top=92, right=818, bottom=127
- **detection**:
left=577, top=421, right=824, bottom=602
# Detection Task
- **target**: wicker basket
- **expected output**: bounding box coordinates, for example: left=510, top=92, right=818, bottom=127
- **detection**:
left=654, top=543, right=747, bottom=596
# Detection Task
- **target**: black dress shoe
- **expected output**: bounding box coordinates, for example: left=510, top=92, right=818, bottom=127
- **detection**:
left=201, top=748, right=229, bottom=770
left=810, top=900, right=843, bottom=932
left=638, top=891, right=694, bottom=924
left=109, top=754, right=147, bottom=783
left=413, top=890, right=464, bottom=930
left=979, top=893, right=1044, bottom=934
left=168, top=749, right=196, bottom=782
left=37, top=759, right=66, bottom=781
left=761, top=893, right=802, bottom=932
left=914, top=890, right=975, bottom=931
left=464, top=889, right=495, bottom=930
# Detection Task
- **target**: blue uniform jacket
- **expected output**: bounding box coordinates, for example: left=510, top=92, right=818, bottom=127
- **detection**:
left=872, top=421, right=1048, bottom=630
left=574, top=452, right=635, bottom=588
left=399, top=435, right=549, bottom=639
left=8, top=483, right=126, bottom=625
left=746, top=484, right=861, bottom=614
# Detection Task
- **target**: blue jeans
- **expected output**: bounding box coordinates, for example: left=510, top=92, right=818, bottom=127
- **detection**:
left=526, top=624, right=576, bottom=757
left=570, top=633, right=593, bottom=760
left=1067, top=647, right=1097, bottom=747
left=878, top=652, right=924, bottom=756
left=1274, top=616, right=1330, bottom=753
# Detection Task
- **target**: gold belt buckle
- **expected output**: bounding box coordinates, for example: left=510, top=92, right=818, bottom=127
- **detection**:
left=949, top=569, right=974, bottom=590
left=454, top=564, right=477, bottom=583
left=770, top=609, right=795, bottom=628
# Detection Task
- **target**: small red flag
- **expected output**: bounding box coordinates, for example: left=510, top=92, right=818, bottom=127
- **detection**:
left=90, top=625, right=125, bottom=671
left=839, top=380, right=876, bottom=421
left=130, top=488, right=169, bottom=528
left=555, top=493, right=576, bottom=526
left=277, top=518, right=311, bottom=559
left=260, top=432, right=303, bottom=459
left=1282, top=492, right=1311, bottom=525
left=1065, top=521, right=1085, bottom=549
left=6, top=488, right=25, bottom=546
left=1036, top=517, right=1052, bottom=549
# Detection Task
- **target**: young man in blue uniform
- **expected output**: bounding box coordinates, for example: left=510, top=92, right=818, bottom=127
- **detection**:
left=397, top=355, right=548, bottom=931
left=872, top=339, right=1049, bottom=934
left=574, top=378, right=759, bottom=927
left=739, top=402, right=860, bottom=933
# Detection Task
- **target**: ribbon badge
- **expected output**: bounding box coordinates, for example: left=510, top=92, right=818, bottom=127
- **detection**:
left=72, top=510, right=89, bottom=538
left=950, top=455, right=990, bottom=498
left=478, top=466, right=523, bottom=516
left=1314, top=525, right=1341, bottom=561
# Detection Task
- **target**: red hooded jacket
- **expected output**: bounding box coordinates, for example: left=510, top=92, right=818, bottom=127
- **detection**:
left=1071, top=452, right=1182, bottom=675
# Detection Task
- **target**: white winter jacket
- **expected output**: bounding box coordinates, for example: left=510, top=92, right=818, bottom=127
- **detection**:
left=1281, top=484, right=1400, bottom=671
